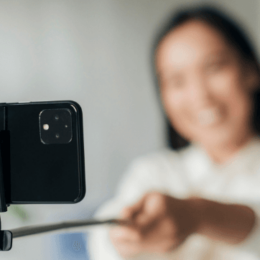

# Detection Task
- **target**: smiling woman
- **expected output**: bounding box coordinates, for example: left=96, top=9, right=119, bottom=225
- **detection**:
left=89, top=6, right=260, bottom=260
left=156, top=19, right=259, bottom=163
left=155, top=7, right=260, bottom=155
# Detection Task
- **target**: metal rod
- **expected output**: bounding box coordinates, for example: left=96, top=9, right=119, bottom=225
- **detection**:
left=11, top=219, right=127, bottom=238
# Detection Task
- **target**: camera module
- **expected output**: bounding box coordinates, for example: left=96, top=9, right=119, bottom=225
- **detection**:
left=39, top=109, right=72, bottom=144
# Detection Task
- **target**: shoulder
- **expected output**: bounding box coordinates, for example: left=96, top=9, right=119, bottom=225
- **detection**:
left=129, top=148, right=182, bottom=169
left=125, top=145, right=195, bottom=177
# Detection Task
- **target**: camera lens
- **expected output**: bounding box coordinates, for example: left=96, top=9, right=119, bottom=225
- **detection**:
left=54, top=115, right=59, bottom=120
left=56, top=133, right=60, bottom=139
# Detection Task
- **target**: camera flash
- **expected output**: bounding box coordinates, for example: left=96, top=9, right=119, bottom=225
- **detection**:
left=43, top=124, right=49, bottom=130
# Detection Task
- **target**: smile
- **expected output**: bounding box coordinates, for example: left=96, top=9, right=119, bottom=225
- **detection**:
left=197, top=107, right=223, bottom=126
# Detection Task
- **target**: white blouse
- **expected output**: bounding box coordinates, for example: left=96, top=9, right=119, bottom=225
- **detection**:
left=88, top=137, right=260, bottom=260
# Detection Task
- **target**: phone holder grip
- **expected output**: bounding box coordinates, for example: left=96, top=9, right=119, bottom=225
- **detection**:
left=0, top=132, right=7, bottom=212
left=0, top=231, right=12, bottom=251
left=0, top=130, right=12, bottom=251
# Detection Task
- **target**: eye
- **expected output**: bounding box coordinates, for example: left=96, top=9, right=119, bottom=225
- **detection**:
left=160, top=75, right=185, bottom=90
left=206, top=59, right=227, bottom=73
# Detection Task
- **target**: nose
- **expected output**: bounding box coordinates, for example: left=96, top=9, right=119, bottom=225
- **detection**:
left=188, top=74, right=214, bottom=108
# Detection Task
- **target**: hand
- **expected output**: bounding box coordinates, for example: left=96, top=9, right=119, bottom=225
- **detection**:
left=110, top=192, right=201, bottom=258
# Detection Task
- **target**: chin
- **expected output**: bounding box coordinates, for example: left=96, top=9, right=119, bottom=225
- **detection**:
left=195, top=127, right=235, bottom=146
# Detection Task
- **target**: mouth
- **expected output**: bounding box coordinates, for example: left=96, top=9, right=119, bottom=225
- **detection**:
left=197, top=107, right=223, bottom=127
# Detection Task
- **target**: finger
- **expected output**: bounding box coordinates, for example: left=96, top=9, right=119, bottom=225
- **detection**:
left=135, top=193, right=166, bottom=226
left=144, top=192, right=167, bottom=215
left=112, top=240, right=143, bottom=258
left=120, top=196, right=147, bottom=220
left=142, top=238, right=177, bottom=253
left=110, top=226, right=142, bottom=243
left=121, top=193, right=167, bottom=228
left=120, top=207, right=135, bottom=220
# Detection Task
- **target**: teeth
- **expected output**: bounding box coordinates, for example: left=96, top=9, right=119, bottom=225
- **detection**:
left=197, top=108, right=222, bottom=126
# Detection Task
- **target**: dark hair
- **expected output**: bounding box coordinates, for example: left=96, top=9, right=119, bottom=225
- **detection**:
left=153, top=6, right=260, bottom=150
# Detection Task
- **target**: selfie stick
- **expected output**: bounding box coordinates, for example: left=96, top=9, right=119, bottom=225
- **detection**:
left=10, top=219, right=125, bottom=238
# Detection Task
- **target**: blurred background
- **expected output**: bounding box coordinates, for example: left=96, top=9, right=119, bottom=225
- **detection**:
left=0, top=0, right=259, bottom=259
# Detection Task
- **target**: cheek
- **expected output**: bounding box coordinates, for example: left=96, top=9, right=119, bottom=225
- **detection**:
left=161, top=89, right=195, bottom=140
left=209, top=68, right=253, bottom=120
left=209, top=68, right=241, bottom=96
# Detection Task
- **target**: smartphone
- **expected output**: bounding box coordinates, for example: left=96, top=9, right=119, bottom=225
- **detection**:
left=0, top=100, right=85, bottom=204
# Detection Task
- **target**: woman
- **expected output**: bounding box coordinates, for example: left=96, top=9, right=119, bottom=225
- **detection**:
left=89, top=6, right=260, bottom=260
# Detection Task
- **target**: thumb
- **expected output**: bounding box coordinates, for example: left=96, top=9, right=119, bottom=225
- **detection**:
left=136, top=192, right=166, bottom=226
left=120, top=195, right=147, bottom=221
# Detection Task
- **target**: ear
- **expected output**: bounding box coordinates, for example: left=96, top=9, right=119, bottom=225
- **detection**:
left=244, top=61, right=260, bottom=92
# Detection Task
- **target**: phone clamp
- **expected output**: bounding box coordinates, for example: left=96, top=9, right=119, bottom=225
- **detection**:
left=0, top=217, right=12, bottom=251
left=0, top=130, right=12, bottom=251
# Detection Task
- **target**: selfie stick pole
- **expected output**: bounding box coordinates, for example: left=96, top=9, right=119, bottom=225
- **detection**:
left=0, top=128, right=13, bottom=251
left=10, top=219, right=124, bottom=238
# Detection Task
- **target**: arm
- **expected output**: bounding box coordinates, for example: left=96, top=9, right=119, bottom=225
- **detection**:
left=110, top=192, right=256, bottom=258
left=195, top=197, right=255, bottom=244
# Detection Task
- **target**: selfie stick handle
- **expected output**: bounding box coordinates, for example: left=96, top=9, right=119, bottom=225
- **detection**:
left=0, top=128, right=13, bottom=251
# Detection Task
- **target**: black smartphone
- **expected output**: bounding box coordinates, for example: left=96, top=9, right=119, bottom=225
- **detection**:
left=0, top=100, right=85, bottom=204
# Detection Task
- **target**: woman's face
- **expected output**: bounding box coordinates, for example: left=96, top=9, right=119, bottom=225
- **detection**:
left=156, top=20, right=259, bottom=147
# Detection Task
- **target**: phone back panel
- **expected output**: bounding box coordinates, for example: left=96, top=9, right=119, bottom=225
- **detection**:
left=1, top=101, right=85, bottom=204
